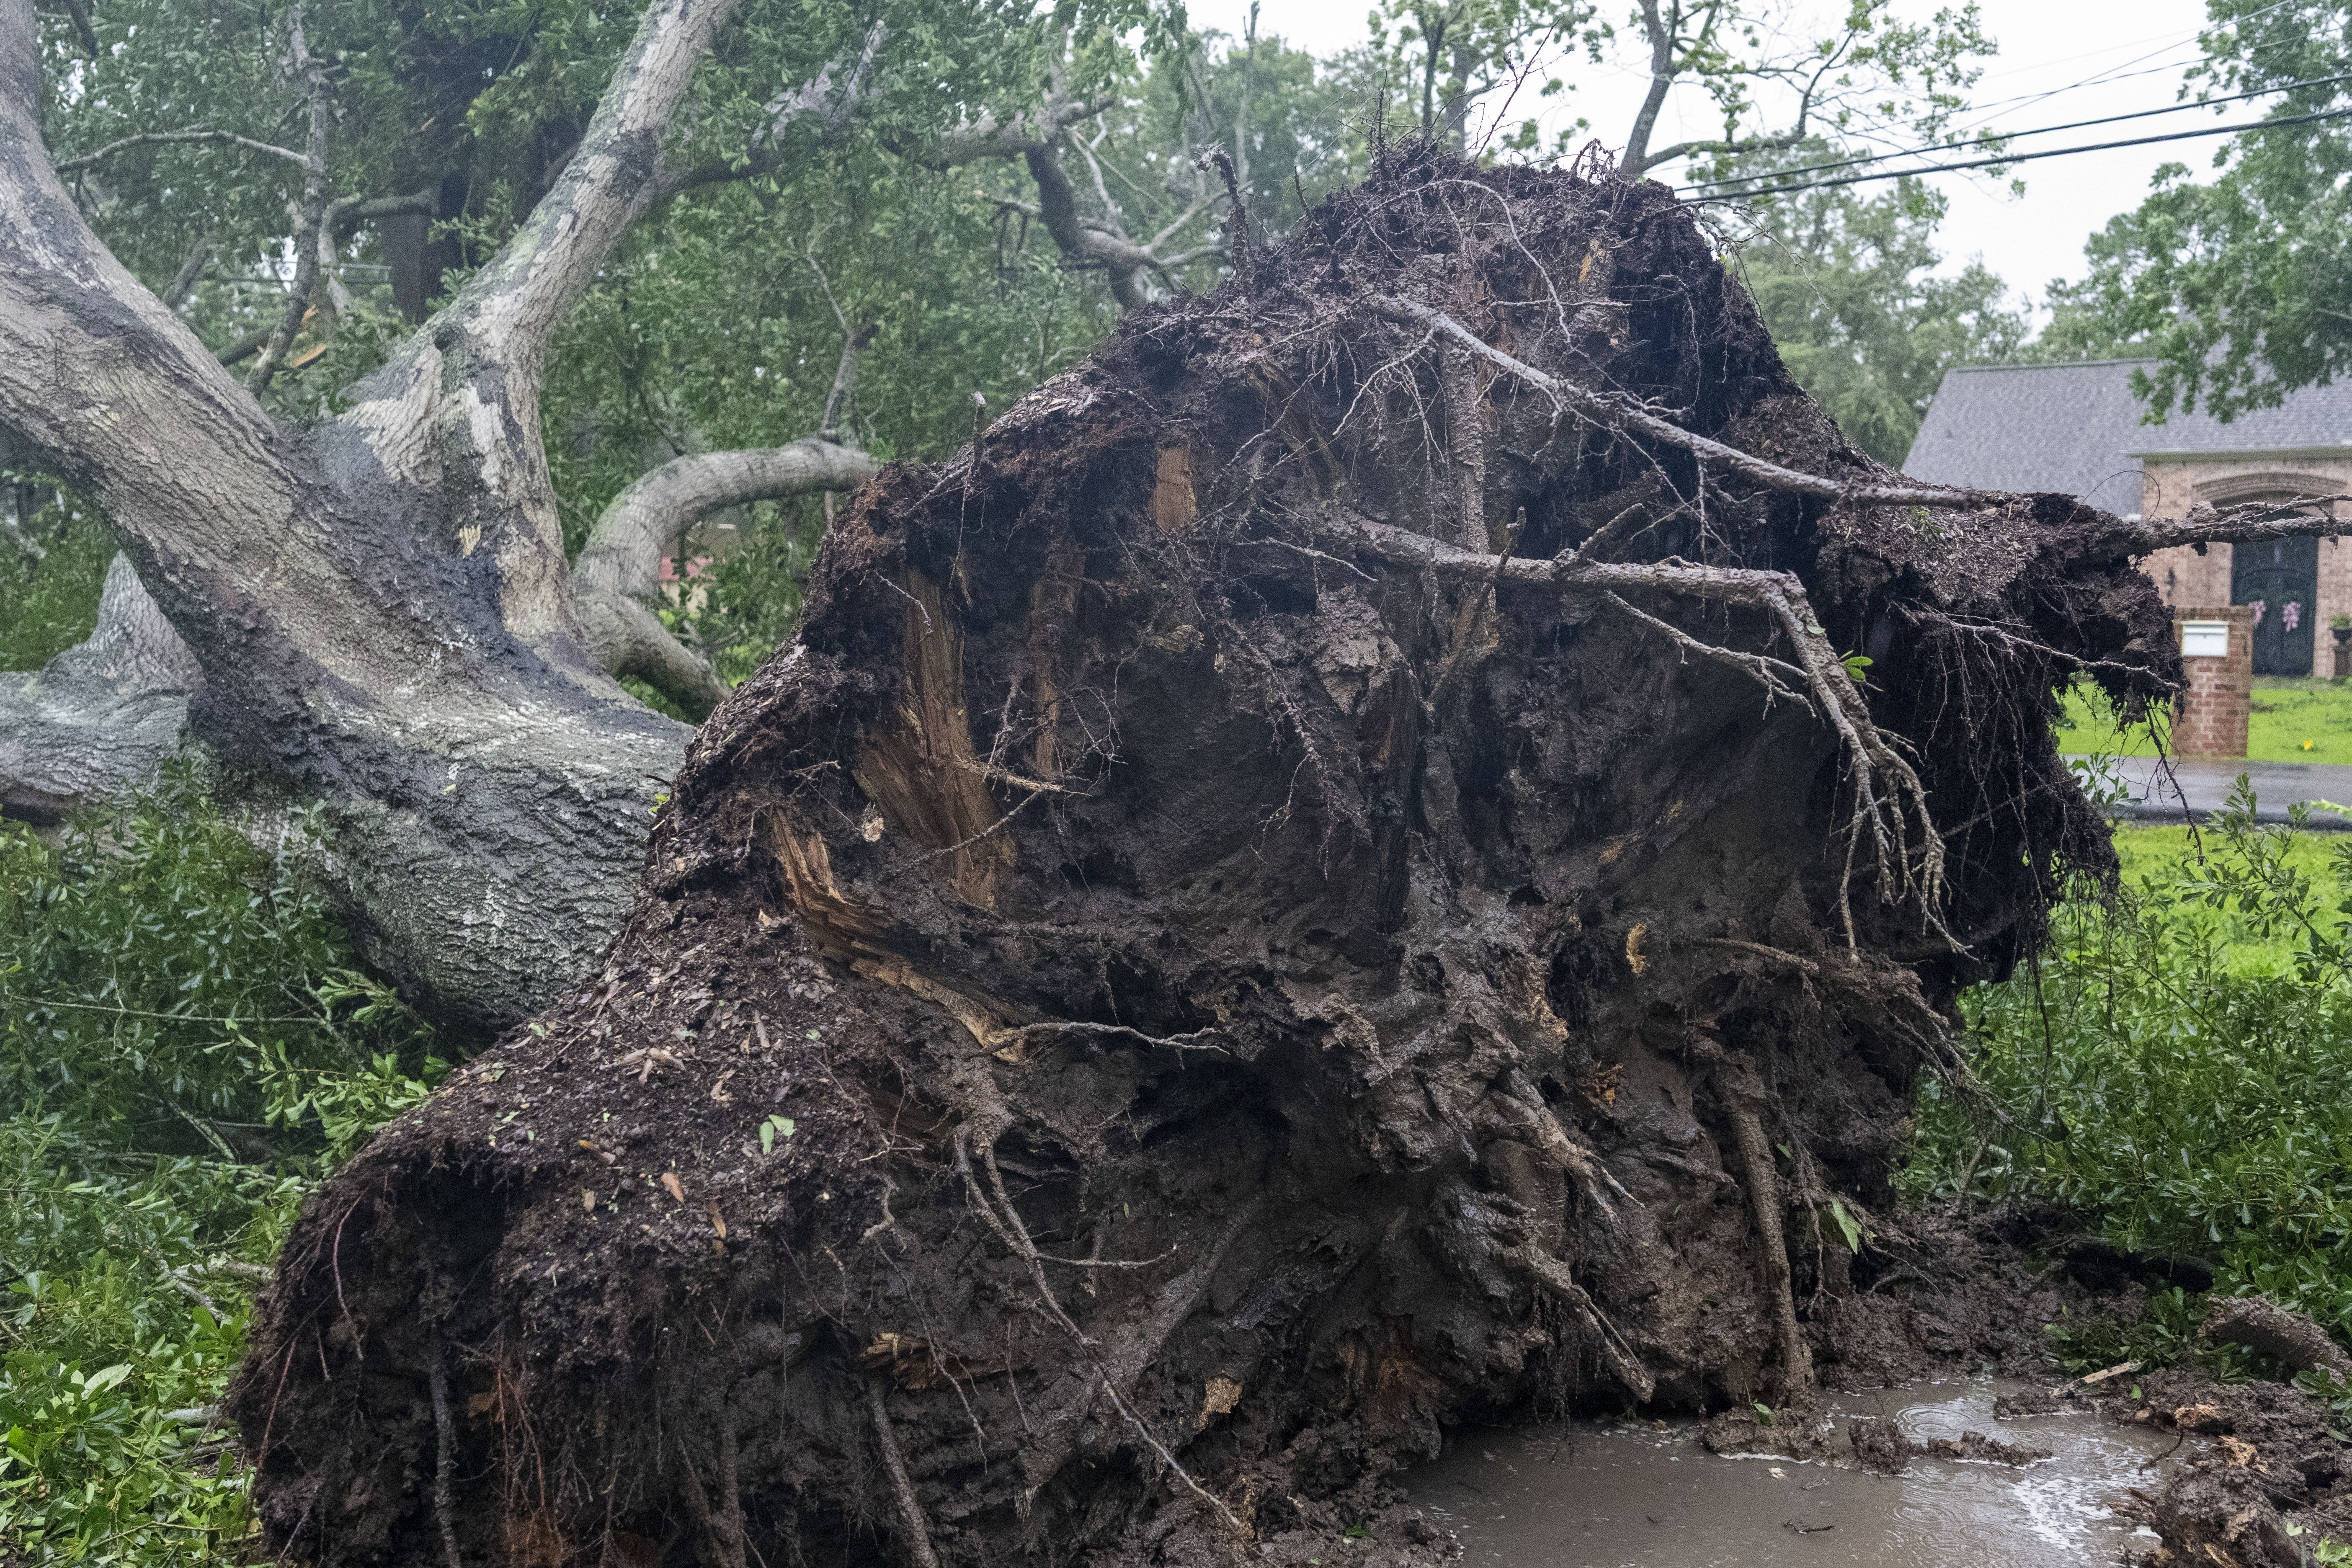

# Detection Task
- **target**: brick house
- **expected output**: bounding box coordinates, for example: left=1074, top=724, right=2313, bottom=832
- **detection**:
left=1904, top=359, right=2352, bottom=676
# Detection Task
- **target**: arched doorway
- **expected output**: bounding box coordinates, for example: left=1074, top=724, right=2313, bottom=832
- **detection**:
left=2201, top=473, right=2339, bottom=677
left=2232, top=534, right=2320, bottom=676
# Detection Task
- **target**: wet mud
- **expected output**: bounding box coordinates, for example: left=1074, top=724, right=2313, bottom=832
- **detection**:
left=1413, top=1378, right=2186, bottom=1566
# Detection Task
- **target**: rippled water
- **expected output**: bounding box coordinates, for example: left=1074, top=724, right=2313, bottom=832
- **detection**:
left=1408, top=1380, right=2188, bottom=1566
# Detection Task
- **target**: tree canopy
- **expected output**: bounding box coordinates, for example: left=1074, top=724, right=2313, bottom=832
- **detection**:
left=2038, top=0, right=2352, bottom=420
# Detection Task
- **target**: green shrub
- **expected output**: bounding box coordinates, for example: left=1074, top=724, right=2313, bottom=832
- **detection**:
left=0, top=503, right=112, bottom=674
left=1913, top=780, right=2352, bottom=1366
left=0, top=771, right=446, bottom=1563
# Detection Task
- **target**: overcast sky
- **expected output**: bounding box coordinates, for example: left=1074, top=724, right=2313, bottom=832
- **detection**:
left=1196, top=0, right=2226, bottom=322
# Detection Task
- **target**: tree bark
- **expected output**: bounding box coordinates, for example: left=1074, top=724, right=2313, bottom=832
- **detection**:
left=0, top=0, right=754, bottom=1024
left=0, top=554, right=199, bottom=822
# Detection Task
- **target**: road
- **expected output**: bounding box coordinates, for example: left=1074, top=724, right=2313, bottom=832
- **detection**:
left=2089, top=756, right=2352, bottom=828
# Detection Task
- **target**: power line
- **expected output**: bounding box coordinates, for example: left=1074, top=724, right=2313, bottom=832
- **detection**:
left=1682, top=72, right=2352, bottom=193
left=1687, top=102, right=2352, bottom=203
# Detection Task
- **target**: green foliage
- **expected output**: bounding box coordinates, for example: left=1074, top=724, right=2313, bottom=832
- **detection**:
left=2034, top=2, right=2352, bottom=420
left=1719, top=146, right=2030, bottom=464
left=0, top=772, right=446, bottom=1563
left=1913, top=784, right=2352, bottom=1360
left=0, top=495, right=112, bottom=674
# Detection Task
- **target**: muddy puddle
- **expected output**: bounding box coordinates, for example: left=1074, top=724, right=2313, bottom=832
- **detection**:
left=1410, top=1379, right=2190, bottom=1565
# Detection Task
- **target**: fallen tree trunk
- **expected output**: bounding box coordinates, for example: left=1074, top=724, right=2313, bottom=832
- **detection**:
left=234, top=149, right=2218, bottom=1565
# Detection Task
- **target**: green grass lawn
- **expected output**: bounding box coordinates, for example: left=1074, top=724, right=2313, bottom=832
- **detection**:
left=2059, top=676, right=2352, bottom=764
left=2107, top=823, right=2342, bottom=976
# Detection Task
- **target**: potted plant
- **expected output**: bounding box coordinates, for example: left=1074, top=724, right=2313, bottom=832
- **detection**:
left=2334, top=612, right=2351, bottom=648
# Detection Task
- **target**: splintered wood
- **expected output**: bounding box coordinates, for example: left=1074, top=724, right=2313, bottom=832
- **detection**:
left=848, top=570, right=1011, bottom=910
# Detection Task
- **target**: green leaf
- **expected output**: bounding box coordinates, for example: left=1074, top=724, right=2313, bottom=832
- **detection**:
left=1829, top=1197, right=1863, bottom=1253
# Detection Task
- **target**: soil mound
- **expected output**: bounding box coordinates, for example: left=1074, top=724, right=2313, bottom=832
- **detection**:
left=229, top=145, right=2181, bottom=1568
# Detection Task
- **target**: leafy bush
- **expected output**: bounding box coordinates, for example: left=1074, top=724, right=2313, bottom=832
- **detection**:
left=0, top=500, right=112, bottom=674
left=1913, top=780, right=2352, bottom=1364
left=0, top=771, right=446, bottom=1563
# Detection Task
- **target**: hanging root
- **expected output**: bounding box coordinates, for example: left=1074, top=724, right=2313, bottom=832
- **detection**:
left=1717, top=1060, right=1813, bottom=1394
left=426, top=1342, right=463, bottom=1568
left=1503, top=1247, right=1655, bottom=1402
left=865, top=1380, right=943, bottom=1568
left=944, top=1066, right=1250, bottom=1536
left=1348, top=519, right=1952, bottom=951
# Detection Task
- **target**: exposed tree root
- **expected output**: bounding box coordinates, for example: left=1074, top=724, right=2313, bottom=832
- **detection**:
left=234, top=145, right=2225, bottom=1568
left=427, top=1345, right=462, bottom=1568
left=1716, top=1059, right=1814, bottom=1394
left=865, top=1382, right=942, bottom=1568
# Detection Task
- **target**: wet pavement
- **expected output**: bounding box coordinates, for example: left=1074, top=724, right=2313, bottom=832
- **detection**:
left=2093, top=756, right=2352, bottom=828
left=1409, top=1378, right=2190, bottom=1567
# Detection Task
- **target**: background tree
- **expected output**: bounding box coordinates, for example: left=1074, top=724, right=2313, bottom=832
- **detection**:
left=1607, top=0, right=1993, bottom=177
left=2037, top=0, right=2352, bottom=420
left=1715, top=145, right=2030, bottom=464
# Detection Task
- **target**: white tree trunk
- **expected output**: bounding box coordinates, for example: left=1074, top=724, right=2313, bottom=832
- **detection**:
left=0, top=0, right=754, bottom=1025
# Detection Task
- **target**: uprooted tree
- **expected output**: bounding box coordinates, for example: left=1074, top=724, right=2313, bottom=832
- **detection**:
left=218, top=131, right=2352, bottom=1568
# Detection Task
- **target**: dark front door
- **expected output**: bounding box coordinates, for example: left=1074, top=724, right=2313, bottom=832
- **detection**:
left=2233, top=534, right=2320, bottom=676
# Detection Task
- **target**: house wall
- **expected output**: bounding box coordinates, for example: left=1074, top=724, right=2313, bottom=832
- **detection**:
left=2140, top=457, right=2352, bottom=642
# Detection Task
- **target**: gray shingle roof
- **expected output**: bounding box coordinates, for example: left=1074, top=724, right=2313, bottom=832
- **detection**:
left=1901, top=359, right=2352, bottom=514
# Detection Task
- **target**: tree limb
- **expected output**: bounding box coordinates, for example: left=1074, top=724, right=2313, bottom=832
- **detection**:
left=57, top=0, right=95, bottom=57
left=52, top=127, right=310, bottom=175
left=659, top=21, right=884, bottom=195
left=0, top=555, right=198, bottom=822
left=247, top=3, right=332, bottom=394
left=573, top=439, right=878, bottom=716
left=2095, top=496, right=2350, bottom=556
left=160, top=229, right=211, bottom=309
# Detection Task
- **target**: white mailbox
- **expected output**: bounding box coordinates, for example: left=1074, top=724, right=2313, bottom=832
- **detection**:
left=2181, top=621, right=2232, bottom=658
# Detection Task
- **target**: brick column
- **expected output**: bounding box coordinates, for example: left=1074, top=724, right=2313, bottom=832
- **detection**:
left=2174, top=606, right=2253, bottom=758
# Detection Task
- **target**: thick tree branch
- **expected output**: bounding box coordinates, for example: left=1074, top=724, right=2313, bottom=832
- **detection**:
left=923, top=97, right=1109, bottom=168
left=1619, top=0, right=1681, bottom=177
left=574, top=439, right=879, bottom=716
left=0, top=553, right=198, bottom=823
left=318, top=0, right=743, bottom=660
left=2097, top=497, right=2351, bottom=556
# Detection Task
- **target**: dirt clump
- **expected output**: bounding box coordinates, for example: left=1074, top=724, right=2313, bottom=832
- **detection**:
left=1846, top=1416, right=1914, bottom=1473
left=1924, top=1430, right=2050, bottom=1465
left=228, top=145, right=2192, bottom=1568
left=1702, top=1397, right=1834, bottom=1460
left=2116, top=1366, right=2352, bottom=1565
left=1993, top=1385, right=2078, bottom=1418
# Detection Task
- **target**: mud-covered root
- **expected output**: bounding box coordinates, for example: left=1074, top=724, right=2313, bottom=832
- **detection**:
left=2202, top=1295, right=2352, bottom=1378
left=865, top=1381, right=942, bottom=1568
left=1713, top=1057, right=1813, bottom=1395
